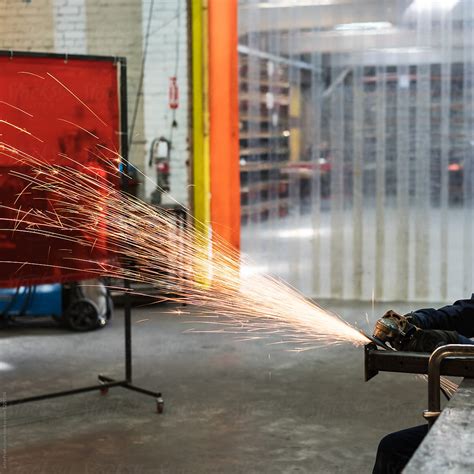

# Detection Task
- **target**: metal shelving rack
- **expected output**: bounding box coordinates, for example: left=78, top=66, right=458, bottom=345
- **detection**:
left=238, top=52, right=291, bottom=224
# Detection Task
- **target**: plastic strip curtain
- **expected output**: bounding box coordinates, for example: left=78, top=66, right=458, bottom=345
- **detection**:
left=238, top=0, right=474, bottom=302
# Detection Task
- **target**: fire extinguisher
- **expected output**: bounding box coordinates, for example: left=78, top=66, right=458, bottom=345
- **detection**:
left=169, top=76, right=179, bottom=110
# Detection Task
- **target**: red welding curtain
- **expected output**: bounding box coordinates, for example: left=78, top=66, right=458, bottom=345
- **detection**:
left=0, top=55, right=121, bottom=287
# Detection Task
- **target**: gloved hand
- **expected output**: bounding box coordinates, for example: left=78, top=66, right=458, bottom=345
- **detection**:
left=374, top=309, right=461, bottom=352
left=373, top=310, right=418, bottom=350
left=399, top=329, right=459, bottom=352
left=374, top=310, right=459, bottom=352
left=382, top=310, right=415, bottom=332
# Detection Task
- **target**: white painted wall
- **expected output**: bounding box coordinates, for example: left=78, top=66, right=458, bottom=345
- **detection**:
left=53, top=0, right=87, bottom=54
left=141, top=0, right=189, bottom=205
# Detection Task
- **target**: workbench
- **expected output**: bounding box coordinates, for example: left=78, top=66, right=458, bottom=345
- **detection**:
left=404, top=378, right=474, bottom=473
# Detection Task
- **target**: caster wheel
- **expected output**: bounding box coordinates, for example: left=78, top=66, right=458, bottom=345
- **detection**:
left=64, top=299, right=106, bottom=331
left=156, top=394, right=164, bottom=414
left=99, top=378, right=109, bottom=396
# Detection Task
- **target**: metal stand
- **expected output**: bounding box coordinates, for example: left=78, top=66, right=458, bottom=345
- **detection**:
left=4, top=52, right=164, bottom=415
left=6, top=290, right=164, bottom=414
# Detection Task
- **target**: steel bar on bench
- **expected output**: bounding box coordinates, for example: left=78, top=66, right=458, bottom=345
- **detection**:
left=364, top=343, right=474, bottom=381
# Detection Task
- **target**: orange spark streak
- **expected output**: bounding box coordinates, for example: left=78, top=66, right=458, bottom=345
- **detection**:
left=46, top=72, right=108, bottom=127
left=0, top=120, right=43, bottom=142
left=14, top=182, right=33, bottom=205
left=0, top=101, right=33, bottom=117
left=13, top=207, right=32, bottom=232
left=57, top=118, right=99, bottom=139
left=13, top=261, right=28, bottom=275
left=18, top=71, right=45, bottom=79
left=96, top=143, right=120, bottom=157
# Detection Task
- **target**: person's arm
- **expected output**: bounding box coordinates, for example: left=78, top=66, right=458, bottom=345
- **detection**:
left=409, top=294, right=474, bottom=339
left=374, top=300, right=474, bottom=352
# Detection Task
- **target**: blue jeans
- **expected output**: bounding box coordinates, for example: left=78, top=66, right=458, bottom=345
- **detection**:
left=372, top=424, right=428, bottom=474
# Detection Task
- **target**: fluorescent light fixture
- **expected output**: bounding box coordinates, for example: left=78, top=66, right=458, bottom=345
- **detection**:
left=278, top=228, right=315, bottom=238
left=254, top=0, right=334, bottom=8
left=411, top=0, right=459, bottom=11
left=381, top=47, right=429, bottom=54
left=277, top=227, right=330, bottom=239
left=334, top=22, right=393, bottom=32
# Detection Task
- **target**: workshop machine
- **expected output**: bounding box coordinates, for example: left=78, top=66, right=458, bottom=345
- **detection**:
left=0, top=279, right=113, bottom=331
left=148, top=136, right=171, bottom=205
left=363, top=314, right=474, bottom=427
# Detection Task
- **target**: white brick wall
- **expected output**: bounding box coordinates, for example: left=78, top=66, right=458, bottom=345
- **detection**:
left=54, top=0, right=87, bottom=54
left=0, top=0, right=190, bottom=204
left=142, top=0, right=189, bottom=205
left=0, top=0, right=55, bottom=51
left=85, top=0, right=147, bottom=198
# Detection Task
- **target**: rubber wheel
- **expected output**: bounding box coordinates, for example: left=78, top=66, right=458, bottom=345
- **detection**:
left=64, top=299, right=106, bottom=331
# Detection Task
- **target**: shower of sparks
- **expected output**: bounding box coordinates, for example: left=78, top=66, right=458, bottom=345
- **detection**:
left=0, top=141, right=369, bottom=351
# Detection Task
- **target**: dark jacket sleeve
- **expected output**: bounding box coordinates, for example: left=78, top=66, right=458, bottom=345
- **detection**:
left=410, top=294, right=474, bottom=340
left=457, top=334, right=474, bottom=345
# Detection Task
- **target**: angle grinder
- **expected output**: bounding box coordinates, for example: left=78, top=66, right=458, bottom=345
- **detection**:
left=363, top=310, right=418, bottom=351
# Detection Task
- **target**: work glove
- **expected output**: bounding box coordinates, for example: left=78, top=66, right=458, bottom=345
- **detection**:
left=374, top=310, right=461, bottom=352
left=399, top=329, right=459, bottom=353
left=382, top=310, right=416, bottom=333
left=373, top=310, right=418, bottom=350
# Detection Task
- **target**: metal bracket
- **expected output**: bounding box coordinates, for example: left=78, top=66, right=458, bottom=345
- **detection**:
left=364, top=343, right=474, bottom=381
left=424, top=344, right=474, bottom=427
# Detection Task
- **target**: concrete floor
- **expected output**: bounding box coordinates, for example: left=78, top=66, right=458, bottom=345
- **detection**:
left=1, top=300, right=435, bottom=473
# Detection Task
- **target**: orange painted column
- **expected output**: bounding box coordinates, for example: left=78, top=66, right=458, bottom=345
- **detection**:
left=208, top=0, right=240, bottom=250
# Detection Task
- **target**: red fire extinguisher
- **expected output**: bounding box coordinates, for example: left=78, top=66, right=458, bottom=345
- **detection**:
left=169, top=76, right=179, bottom=110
